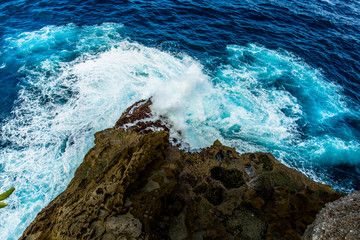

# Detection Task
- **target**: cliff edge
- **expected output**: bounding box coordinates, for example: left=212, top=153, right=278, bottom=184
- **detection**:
left=20, top=100, right=343, bottom=240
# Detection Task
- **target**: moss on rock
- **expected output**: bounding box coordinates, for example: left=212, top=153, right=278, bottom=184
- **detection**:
left=210, top=167, right=245, bottom=189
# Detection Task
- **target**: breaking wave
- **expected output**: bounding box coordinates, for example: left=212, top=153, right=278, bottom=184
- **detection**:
left=0, top=23, right=359, bottom=239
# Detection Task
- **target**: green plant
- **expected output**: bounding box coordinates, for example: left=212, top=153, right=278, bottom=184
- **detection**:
left=0, top=187, right=15, bottom=208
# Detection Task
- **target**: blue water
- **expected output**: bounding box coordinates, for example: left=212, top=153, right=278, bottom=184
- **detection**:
left=0, top=0, right=360, bottom=238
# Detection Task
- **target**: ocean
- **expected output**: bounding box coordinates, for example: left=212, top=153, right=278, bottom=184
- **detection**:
left=0, top=0, right=359, bottom=238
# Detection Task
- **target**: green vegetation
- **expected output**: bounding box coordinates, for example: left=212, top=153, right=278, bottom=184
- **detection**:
left=0, top=187, right=15, bottom=209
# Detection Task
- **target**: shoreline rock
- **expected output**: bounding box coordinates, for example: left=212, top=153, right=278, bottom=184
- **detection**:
left=303, top=190, right=360, bottom=240
left=20, top=100, right=344, bottom=240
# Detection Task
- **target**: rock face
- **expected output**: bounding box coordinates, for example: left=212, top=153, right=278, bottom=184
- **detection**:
left=21, top=100, right=343, bottom=240
left=303, top=190, right=360, bottom=240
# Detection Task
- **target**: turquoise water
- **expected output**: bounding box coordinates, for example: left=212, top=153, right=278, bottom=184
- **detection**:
left=0, top=1, right=360, bottom=238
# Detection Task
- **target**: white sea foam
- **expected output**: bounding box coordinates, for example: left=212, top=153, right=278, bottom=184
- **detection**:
left=0, top=24, right=359, bottom=239
left=0, top=24, right=218, bottom=239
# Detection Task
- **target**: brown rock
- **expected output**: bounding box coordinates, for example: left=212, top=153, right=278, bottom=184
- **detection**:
left=114, top=99, right=169, bottom=133
left=303, top=190, right=360, bottom=240
left=20, top=100, right=344, bottom=240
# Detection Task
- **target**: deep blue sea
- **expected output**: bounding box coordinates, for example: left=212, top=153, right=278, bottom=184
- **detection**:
left=0, top=0, right=360, bottom=238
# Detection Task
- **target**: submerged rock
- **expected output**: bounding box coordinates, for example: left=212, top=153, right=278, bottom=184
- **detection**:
left=20, top=100, right=343, bottom=240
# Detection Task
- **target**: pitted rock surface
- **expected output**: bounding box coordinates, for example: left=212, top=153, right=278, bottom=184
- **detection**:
left=303, top=190, right=360, bottom=240
left=20, top=101, right=344, bottom=240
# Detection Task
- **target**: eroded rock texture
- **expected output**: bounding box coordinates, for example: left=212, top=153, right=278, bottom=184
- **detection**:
left=303, top=190, right=360, bottom=240
left=21, top=100, right=343, bottom=240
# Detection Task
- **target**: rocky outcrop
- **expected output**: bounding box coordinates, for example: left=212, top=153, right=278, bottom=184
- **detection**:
left=303, top=190, right=360, bottom=240
left=114, top=99, right=169, bottom=133
left=20, top=100, right=343, bottom=240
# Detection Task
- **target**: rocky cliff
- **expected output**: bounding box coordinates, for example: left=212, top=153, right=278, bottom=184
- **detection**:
left=20, top=100, right=343, bottom=240
left=303, top=190, right=360, bottom=240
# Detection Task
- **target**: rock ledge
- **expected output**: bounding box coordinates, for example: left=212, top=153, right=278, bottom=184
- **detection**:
left=303, top=190, right=360, bottom=240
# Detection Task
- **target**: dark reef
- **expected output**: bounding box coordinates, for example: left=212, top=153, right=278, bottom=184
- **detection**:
left=21, top=100, right=350, bottom=240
